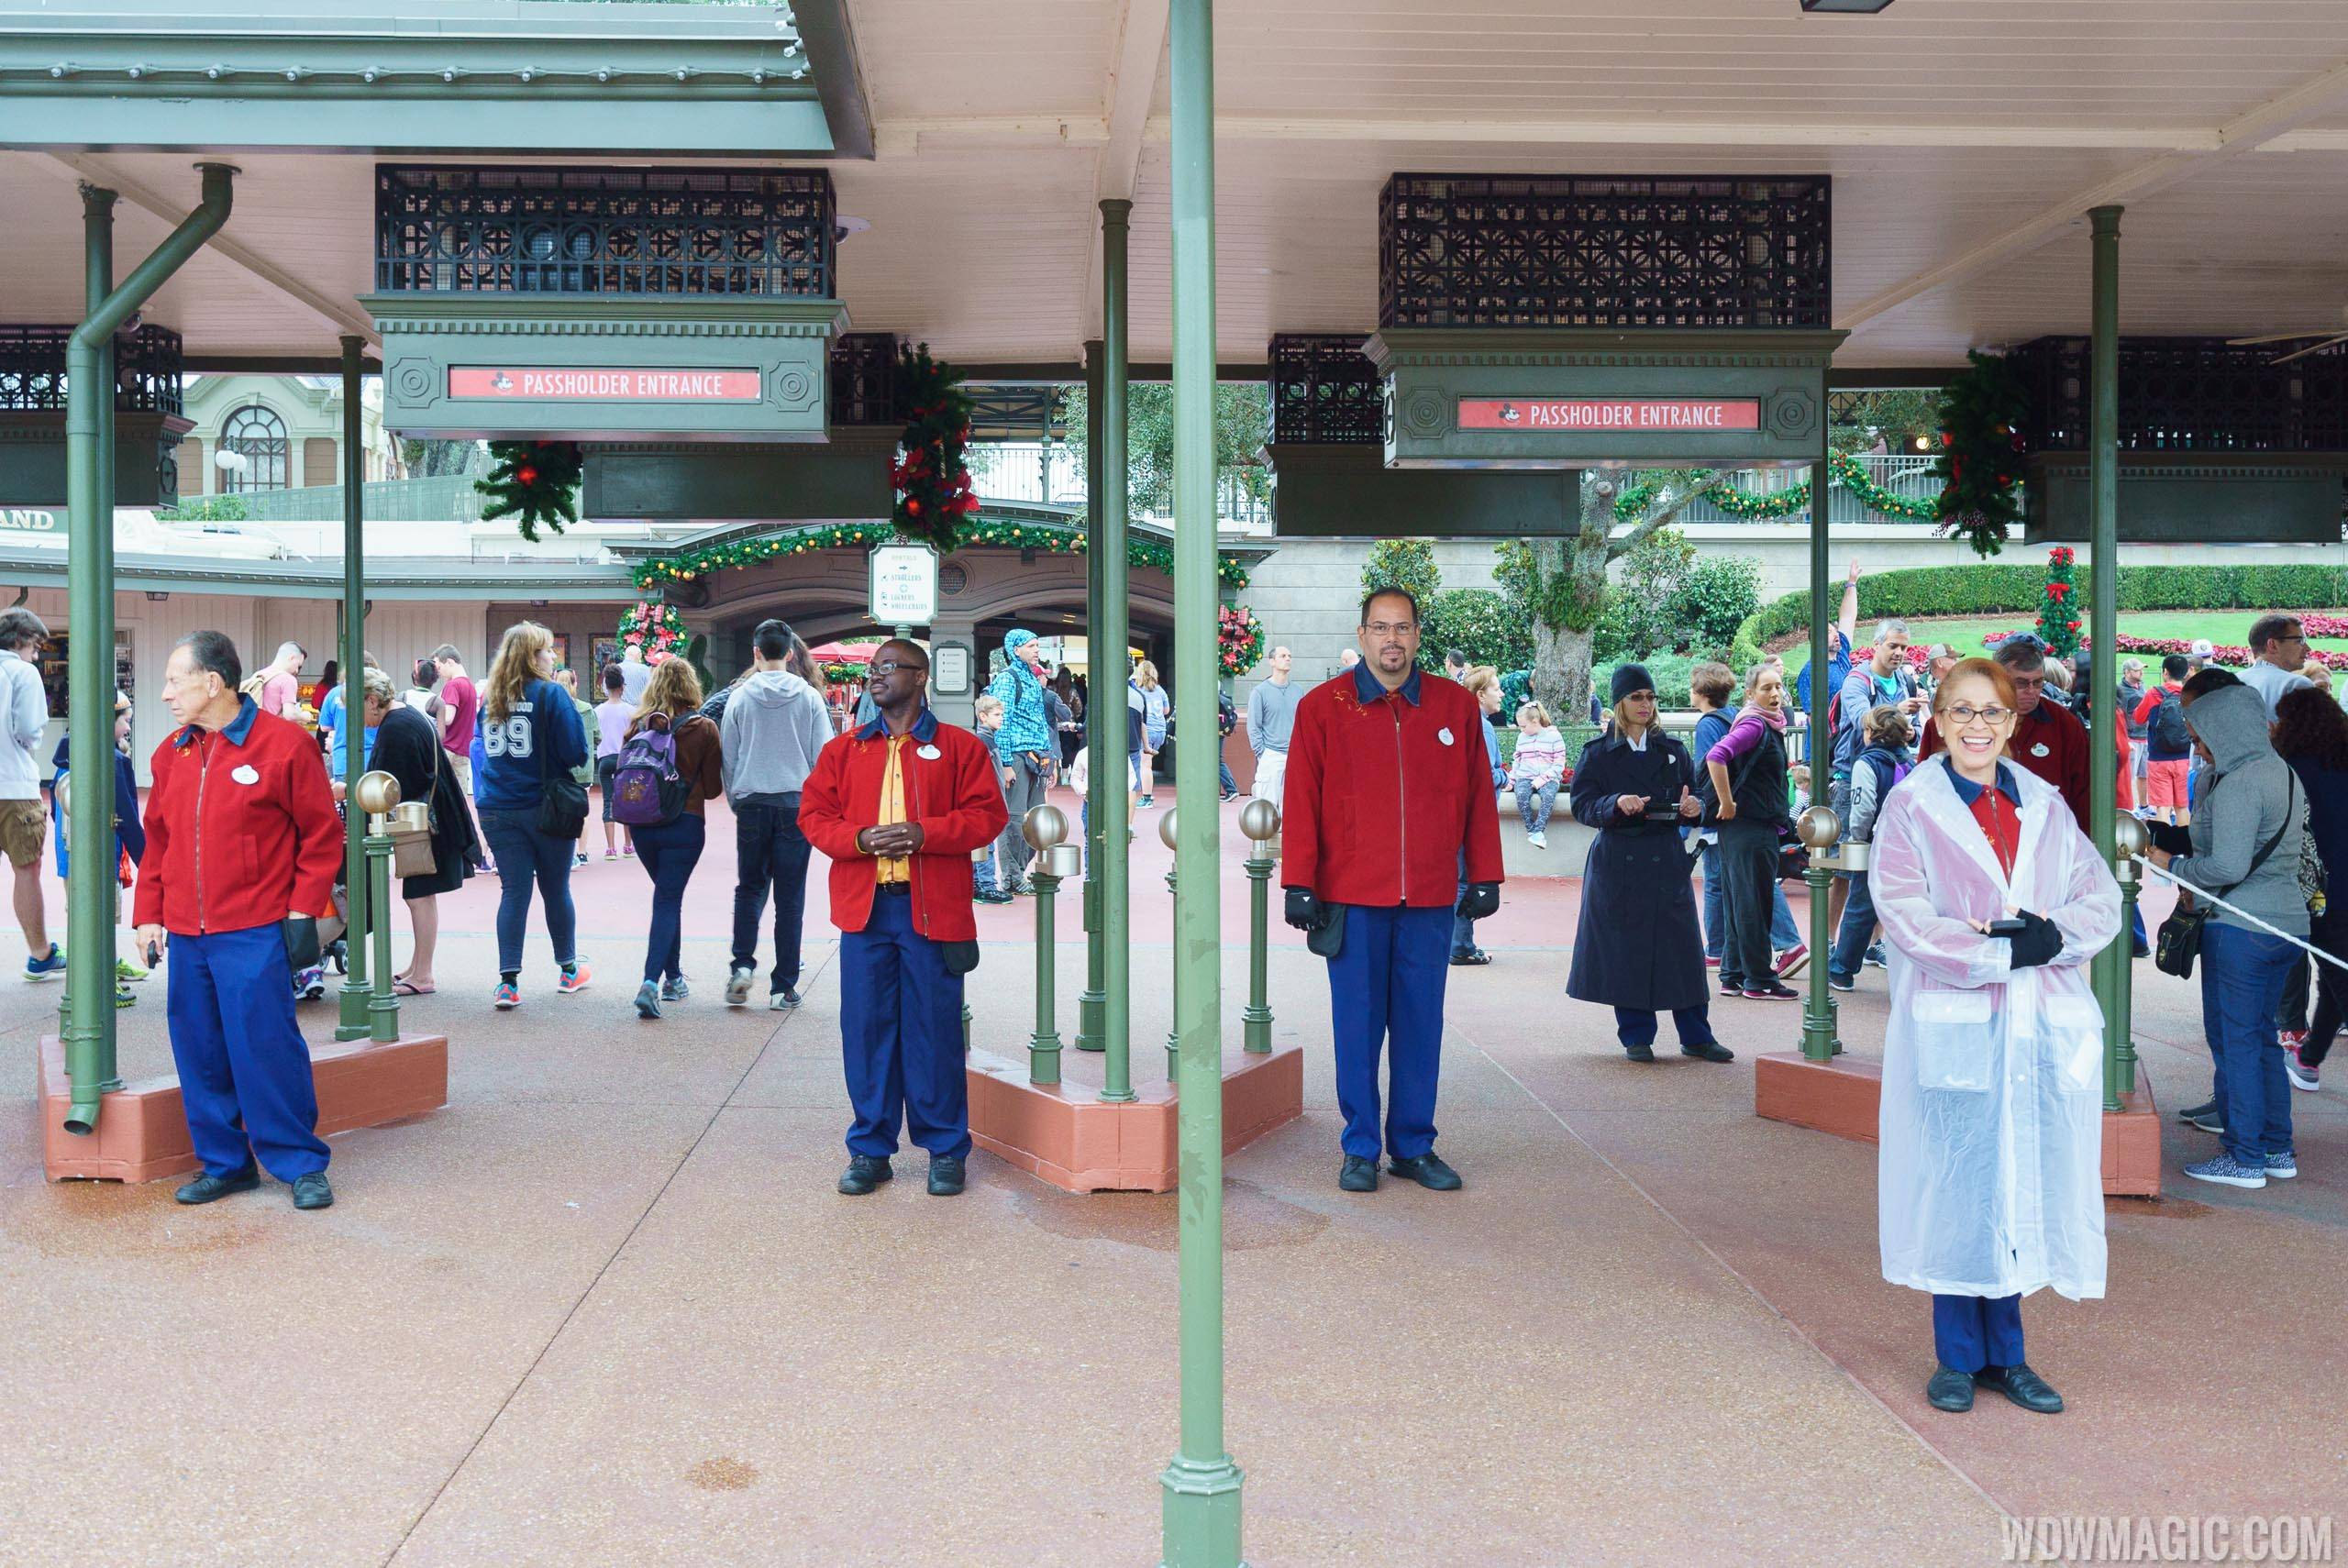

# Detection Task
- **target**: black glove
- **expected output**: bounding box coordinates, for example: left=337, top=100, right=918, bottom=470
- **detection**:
left=1284, top=888, right=1331, bottom=933
left=2146, top=820, right=2194, bottom=857
left=2001, top=910, right=2065, bottom=969
left=1455, top=882, right=1501, bottom=922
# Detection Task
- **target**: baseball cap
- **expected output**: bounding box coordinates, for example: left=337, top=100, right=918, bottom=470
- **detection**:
left=2188, top=638, right=2215, bottom=658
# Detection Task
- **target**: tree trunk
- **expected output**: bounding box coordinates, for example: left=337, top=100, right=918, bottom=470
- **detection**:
left=1528, top=474, right=1618, bottom=726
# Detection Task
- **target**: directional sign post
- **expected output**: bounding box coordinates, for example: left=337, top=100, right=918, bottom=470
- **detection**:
left=869, top=543, right=939, bottom=629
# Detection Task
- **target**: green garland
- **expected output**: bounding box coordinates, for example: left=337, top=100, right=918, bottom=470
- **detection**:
left=1933, top=349, right=2030, bottom=558
left=631, top=517, right=1252, bottom=591
left=1608, top=451, right=1936, bottom=525
left=890, top=342, right=980, bottom=553
left=477, top=439, right=583, bottom=541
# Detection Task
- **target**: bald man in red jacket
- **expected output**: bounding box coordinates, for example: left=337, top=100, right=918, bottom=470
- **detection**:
left=1282, top=588, right=1504, bottom=1194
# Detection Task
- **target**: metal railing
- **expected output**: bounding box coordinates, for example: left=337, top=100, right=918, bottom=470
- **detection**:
left=208, top=474, right=487, bottom=525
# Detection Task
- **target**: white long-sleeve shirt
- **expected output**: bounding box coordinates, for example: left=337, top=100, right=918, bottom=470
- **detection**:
left=0, top=649, right=49, bottom=801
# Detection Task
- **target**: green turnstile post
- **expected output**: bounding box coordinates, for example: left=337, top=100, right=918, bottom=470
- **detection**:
left=336, top=335, right=373, bottom=1041
left=1239, top=800, right=1278, bottom=1053
left=357, top=771, right=403, bottom=1045
left=1024, top=804, right=1071, bottom=1085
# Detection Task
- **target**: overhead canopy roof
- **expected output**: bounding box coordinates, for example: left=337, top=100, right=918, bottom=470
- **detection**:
left=4, top=0, right=2347, bottom=371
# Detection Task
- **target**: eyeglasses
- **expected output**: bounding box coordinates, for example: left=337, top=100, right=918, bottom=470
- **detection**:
left=1945, top=704, right=2012, bottom=726
left=869, top=660, right=922, bottom=677
left=1360, top=622, right=1417, bottom=637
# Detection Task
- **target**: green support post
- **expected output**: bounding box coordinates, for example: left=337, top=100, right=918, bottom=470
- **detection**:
left=1077, top=338, right=1108, bottom=1055
left=2088, top=204, right=2126, bottom=1111
left=2113, top=820, right=2143, bottom=1098
left=336, top=335, right=372, bottom=1041
left=1165, top=855, right=1180, bottom=1084
left=1799, top=445, right=1840, bottom=1063
left=366, top=806, right=399, bottom=1043
left=1029, top=838, right=1065, bottom=1087
left=1160, top=0, right=1246, bottom=1562
left=1097, top=199, right=1136, bottom=1106
left=62, top=162, right=234, bottom=1136
left=1240, top=808, right=1276, bottom=1054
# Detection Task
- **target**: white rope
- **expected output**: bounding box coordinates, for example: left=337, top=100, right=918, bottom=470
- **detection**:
left=2134, top=858, right=2348, bottom=973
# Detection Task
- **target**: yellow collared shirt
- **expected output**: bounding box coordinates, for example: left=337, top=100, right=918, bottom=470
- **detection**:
left=876, top=734, right=911, bottom=884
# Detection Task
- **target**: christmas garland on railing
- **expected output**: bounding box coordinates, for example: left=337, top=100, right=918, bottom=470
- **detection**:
left=1607, top=449, right=1939, bottom=525
left=630, top=517, right=1252, bottom=591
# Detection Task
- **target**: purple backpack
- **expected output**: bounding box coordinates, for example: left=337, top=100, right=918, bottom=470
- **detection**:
left=610, top=723, right=687, bottom=826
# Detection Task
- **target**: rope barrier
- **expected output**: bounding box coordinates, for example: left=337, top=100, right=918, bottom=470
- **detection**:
left=2133, top=856, right=2347, bottom=973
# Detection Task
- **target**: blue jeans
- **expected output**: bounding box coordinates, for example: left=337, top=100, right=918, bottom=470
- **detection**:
left=1701, top=843, right=1800, bottom=957
left=2200, top=922, right=2298, bottom=1165
left=1219, top=757, right=1237, bottom=796
left=1514, top=778, right=1559, bottom=834
left=1933, top=1293, right=2023, bottom=1374
left=477, top=807, right=580, bottom=977
left=1828, top=869, right=1877, bottom=980
left=1450, top=848, right=1478, bottom=959
left=730, top=798, right=811, bottom=993
left=633, top=812, right=706, bottom=986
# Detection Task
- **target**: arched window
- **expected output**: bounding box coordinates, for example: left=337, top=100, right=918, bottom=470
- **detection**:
left=219, top=403, right=289, bottom=492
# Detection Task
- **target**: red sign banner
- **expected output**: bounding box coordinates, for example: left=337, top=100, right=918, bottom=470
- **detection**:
left=1457, top=397, right=1761, bottom=433
left=449, top=367, right=762, bottom=402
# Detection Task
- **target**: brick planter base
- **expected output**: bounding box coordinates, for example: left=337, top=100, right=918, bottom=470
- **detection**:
left=968, top=1043, right=1305, bottom=1193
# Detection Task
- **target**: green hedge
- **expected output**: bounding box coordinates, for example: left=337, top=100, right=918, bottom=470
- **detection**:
left=1736, top=563, right=2348, bottom=653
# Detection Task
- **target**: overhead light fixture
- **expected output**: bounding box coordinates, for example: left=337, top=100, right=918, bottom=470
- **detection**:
left=1800, top=0, right=1894, bottom=11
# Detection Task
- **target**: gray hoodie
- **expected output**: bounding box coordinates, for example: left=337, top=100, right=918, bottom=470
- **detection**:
left=718, top=668, right=836, bottom=802
left=2173, top=682, right=2308, bottom=936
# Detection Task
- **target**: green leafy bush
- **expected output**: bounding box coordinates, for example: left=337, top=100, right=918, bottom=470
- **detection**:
left=1419, top=588, right=1532, bottom=673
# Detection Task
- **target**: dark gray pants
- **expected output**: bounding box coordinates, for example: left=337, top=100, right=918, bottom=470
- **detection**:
left=995, top=752, right=1050, bottom=886
left=1715, top=818, right=1780, bottom=992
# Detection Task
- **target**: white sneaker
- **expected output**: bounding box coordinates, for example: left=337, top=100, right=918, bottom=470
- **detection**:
left=725, top=965, right=755, bottom=1007
left=1526, top=830, right=1547, bottom=849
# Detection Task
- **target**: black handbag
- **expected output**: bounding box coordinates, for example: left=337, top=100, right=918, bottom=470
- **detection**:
left=2154, top=776, right=2294, bottom=980
left=534, top=697, right=591, bottom=840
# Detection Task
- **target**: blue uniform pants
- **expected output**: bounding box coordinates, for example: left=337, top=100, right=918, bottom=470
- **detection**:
left=1933, top=1292, right=2024, bottom=1374
left=840, top=888, right=969, bottom=1159
left=166, top=922, right=329, bottom=1181
left=1326, top=903, right=1452, bottom=1161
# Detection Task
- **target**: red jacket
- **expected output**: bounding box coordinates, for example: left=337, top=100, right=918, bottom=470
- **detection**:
left=798, top=707, right=1010, bottom=943
left=1918, top=696, right=2095, bottom=831
left=1281, top=665, right=1504, bottom=908
left=133, top=697, right=342, bottom=937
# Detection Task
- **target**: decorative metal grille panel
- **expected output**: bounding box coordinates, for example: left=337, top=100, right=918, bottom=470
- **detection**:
left=1378, top=174, right=1831, bottom=330
left=2012, top=336, right=2348, bottom=452
left=375, top=164, right=835, bottom=297
left=0, top=324, right=183, bottom=414
left=828, top=331, right=898, bottom=425
left=1269, top=334, right=1380, bottom=444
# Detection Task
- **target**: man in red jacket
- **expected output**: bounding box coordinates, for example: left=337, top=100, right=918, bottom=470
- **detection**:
left=1282, top=589, right=1504, bottom=1193
left=132, top=632, right=344, bottom=1210
left=799, top=639, right=1009, bottom=1198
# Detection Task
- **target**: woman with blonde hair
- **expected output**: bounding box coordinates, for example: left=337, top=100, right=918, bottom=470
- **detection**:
left=473, top=620, right=592, bottom=1010
left=622, top=657, right=725, bottom=1020
left=1132, top=658, right=1169, bottom=808
left=1872, top=656, right=2119, bottom=1416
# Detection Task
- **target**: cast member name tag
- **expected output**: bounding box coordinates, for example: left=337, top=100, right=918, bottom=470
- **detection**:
left=916, top=745, right=942, bottom=760
left=1437, top=727, right=1456, bottom=746
left=231, top=765, right=260, bottom=785
left=2031, top=743, right=2050, bottom=758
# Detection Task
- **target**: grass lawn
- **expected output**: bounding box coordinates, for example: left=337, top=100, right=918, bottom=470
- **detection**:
left=1783, top=609, right=2348, bottom=681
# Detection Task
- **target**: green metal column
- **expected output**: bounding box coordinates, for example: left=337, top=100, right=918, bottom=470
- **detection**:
left=61, top=183, right=117, bottom=1068
left=1800, top=437, right=1839, bottom=1062
left=1160, top=0, right=1245, bottom=1562
left=2088, top=204, right=2126, bottom=1110
left=1078, top=337, right=1108, bottom=1055
left=62, top=162, right=235, bottom=1136
left=336, top=335, right=372, bottom=1040
left=1098, top=199, right=1136, bottom=1107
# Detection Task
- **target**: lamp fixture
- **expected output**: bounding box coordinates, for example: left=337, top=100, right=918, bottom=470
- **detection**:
left=1800, top=0, right=1894, bottom=10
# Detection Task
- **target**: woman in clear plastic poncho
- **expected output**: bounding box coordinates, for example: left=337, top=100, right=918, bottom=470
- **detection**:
left=1871, top=657, right=2121, bottom=1418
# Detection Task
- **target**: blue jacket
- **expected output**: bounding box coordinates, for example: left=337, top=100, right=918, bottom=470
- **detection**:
left=1480, top=713, right=1506, bottom=790
left=985, top=658, right=1055, bottom=756
left=1796, top=645, right=1852, bottom=716
left=471, top=677, right=590, bottom=813
left=50, top=737, right=145, bottom=878
left=2288, top=756, right=2348, bottom=907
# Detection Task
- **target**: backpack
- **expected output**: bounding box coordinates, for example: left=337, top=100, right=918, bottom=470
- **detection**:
left=610, top=721, right=689, bottom=826
left=238, top=670, right=271, bottom=702
left=2151, top=688, right=2189, bottom=754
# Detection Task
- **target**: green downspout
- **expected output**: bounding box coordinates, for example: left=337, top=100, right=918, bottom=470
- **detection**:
left=1078, top=337, right=1108, bottom=1055
left=1099, top=199, right=1136, bottom=1106
left=1800, top=434, right=1839, bottom=1062
left=1158, top=0, right=1245, bottom=1562
left=62, top=162, right=235, bottom=1136
left=336, top=335, right=372, bottom=1041
left=2089, top=205, right=2126, bottom=1110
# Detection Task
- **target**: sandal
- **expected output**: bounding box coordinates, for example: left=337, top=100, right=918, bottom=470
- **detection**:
left=393, top=977, right=436, bottom=996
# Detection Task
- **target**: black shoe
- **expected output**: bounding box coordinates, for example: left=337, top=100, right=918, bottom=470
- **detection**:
left=1680, top=1040, right=1735, bottom=1063
left=1742, top=980, right=1800, bottom=1001
left=290, top=1171, right=334, bottom=1210
left=2131, top=938, right=2153, bottom=959
left=2176, top=1098, right=2218, bottom=1123
left=927, top=1154, right=966, bottom=1196
left=1448, top=948, right=1492, bottom=967
left=1925, top=1364, right=1976, bottom=1412
left=838, top=1154, right=894, bottom=1196
left=1975, top=1362, right=2064, bottom=1414
left=1827, top=970, right=1856, bottom=994
left=974, top=889, right=1014, bottom=905
left=1338, top=1154, right=1379, bottom=1192
left=174, top=1165, right=260, bottom=1205
left=1387, top=1153, right=1463, bottom=1191
left=1623, top=1040, right=1656, bottom=1063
